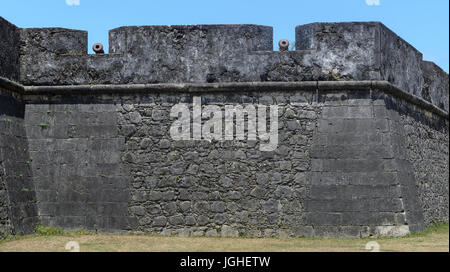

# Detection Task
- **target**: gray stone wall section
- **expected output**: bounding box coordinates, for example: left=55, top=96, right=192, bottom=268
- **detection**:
left=22, top=91, right=317, bottom=237
left=24, top=100, right=136, bottom=231
left=108, top=24, right=273, bottom=84
left=20, top=86, right=448, bottom=237
left=421, top=61, right=449, bottom=113
left=378, top=24, right=424, bottom=98
left=295, top=22, right=381, bottom=81
left=0, top=17, right=20, bottom=81
left=0, top=15, right=448, bottom=237
left=305, top=89, right=408, bottom=237
left=18, top=24, right=274, bottom=86
left=372, top=91, right=425, bottom=233
left=0, top=87, right=38, bottom=236
left=8, top=16, right=447, bottom=113
left=383, top=94, right=449, bottom=227
left=109, top=24, right=273, bottom=53
left=19, top=27, right=88, bottom=86
left=295, top=22, right=424, bottom=99
left=408, top=116, right=449, bottom=226
left=0, top=158, right=13, bottom=238
left=117, top=91, right=318, bottom=237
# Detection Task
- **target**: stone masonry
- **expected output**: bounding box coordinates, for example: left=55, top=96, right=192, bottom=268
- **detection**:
left=0, top=16, right=448, bottom=238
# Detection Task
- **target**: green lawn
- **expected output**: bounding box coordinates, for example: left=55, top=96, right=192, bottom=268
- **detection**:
left=0, top=223, right=448, bottom=252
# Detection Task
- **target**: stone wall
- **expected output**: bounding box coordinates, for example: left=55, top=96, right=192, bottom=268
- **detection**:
left=18, top=85, right=447, bottom=237
left=0, top=134, right=13, bottom=238
left=0, top=170, right=12, bottom=238
left=0, top=17, right=448, bottom=238
left=0, top=17, right=20, bottom=81
left=391, top=98, right=449, bottom=226
left=24, top=99, right=135, bottom=231
left=422, top=61, right=449, bottom=112
left=305, top=89, right=410, bottom=237
left=8, top=16, right=447, bottom=114
left=295, top=23, right=424, bottom=96
left=0, top=87, right=38, bottom=237
left=116, top=91, right=319, bottom=237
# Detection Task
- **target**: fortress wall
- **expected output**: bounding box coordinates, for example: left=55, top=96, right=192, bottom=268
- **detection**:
left=20, top=84, right=447, bottom=237
left=0, top=17, right=448, bottom=237
left=0, top=17, right=20, bottom=81
left=0, top=110, right=13, bottom=238
left=18, top=24, right=275, bottom=86
left=422, top=61, right=449, bottom=112
left=0, top=164, right=11, bottom=238
left=19, top=27, right=88, bottom=86
left=409, top=116, right=449, bottom=226
left=295, top=22, right=424, bottom=99
left=24, top=99, right=135, bottom=231
left=0, top=87, right=38, bottom=237
left=13, top=19, right=447, bottom=114
left=382, top=93, right=449, bottom=227
left=109, top=90, right=318, bottom=237
left=305, top=88, right=409, bottom=237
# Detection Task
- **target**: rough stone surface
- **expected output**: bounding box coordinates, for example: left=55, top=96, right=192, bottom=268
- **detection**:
left=0, top=17, right=20, bottom=81
left=11, top=88, right=447, bottom=237
left=295, top=22, right=424, bottom=98
left=421, top=61, right=449, bottom=112
left=1, top=16, right=446, bottom=113
left=24, top=102, right=136, bottom=231
left=0, top=87, right=39, bottom=237
left=398, top=100, right=449, bottom=226
left=0, top=17, right=448, bottom=238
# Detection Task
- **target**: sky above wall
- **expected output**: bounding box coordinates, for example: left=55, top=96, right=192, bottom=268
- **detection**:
left=1, top=0, right=449, bottom=72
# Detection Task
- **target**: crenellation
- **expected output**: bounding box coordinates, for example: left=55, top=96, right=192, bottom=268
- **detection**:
left=1, top=16, right=445, bottom=114
left=108, top=24, right=274, bottom=54
left=421, top=60, right=449, bottom=112
left=0, top=17, right=20, bottom=81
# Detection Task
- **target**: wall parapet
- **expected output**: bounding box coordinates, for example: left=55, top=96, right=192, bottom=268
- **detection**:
left=0, top=17, right=20, bottom=81
left=1, top=76, right=447, bottom=119
left=0, top=17, right=448, bottom=113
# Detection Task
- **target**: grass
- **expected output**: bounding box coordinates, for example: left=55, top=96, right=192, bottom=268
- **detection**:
left=0, top=223, right=448, bottom=252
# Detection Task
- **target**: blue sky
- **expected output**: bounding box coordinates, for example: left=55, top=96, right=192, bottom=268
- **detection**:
left=1, top=0, right=449, bottom=72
